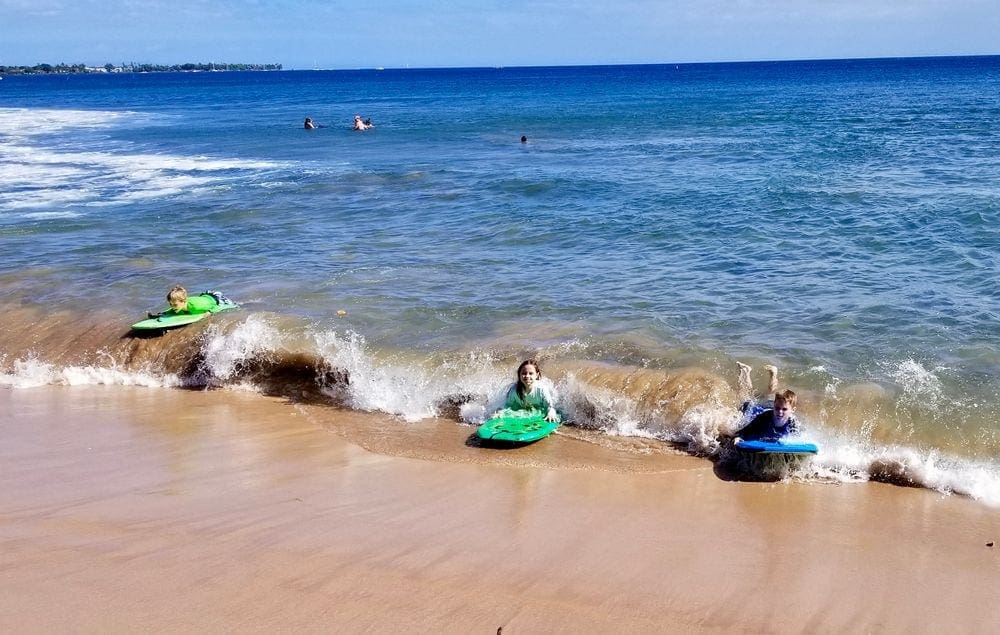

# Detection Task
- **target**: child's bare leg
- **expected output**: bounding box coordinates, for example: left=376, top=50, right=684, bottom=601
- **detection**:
left=737, top=362, right=753, bottom=401
left=764, top=364, right=779, bottom=394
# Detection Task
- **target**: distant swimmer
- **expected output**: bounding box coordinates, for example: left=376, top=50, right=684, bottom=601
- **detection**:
left=353, top=114, right=373, bottom=131
left=520, top=135, right=527, bottom=143
left=304, top=117, right=316, bottom=129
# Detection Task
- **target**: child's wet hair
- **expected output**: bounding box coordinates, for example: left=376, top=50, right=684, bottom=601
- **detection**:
left=774, top=389, right=797, bottom=409
left=167, top=286, right=188, bottom=305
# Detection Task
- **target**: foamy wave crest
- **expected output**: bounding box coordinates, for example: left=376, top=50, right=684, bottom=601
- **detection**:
left=806, top=433, right=1000, bottom=506
left=0, top=107, right=290, bottom=215
left=1, top=145, right=288, bottom=212
left=314, top=329, right=505, bottom=422
left=0, top=357, right=178, bottom=389
left=558, top=373, right=659, bottom=439
left=887, top=359, right=949, bottom=406
left=201, top=316, right=283, bottom=382
left=0, top=107, right=136, bottom=138
left=547, top=365, right=740, bottom=454
left=672, top=402, right=743, bottom=456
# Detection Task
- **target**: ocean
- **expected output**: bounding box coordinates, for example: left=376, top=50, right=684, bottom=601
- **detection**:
left=2, top=56, right=999, bottom=503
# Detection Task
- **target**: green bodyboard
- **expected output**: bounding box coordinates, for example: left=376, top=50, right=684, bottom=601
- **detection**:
left=477, top=409, right=559, bottom=443
left=131, top=300, right=238, bottom=331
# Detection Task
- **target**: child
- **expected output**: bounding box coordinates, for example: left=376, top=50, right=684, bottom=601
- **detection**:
left=733, top=362, right=800, bottom=441
left=494, top=359, right=559, bottom=422
left=149, top=286, right=233, bottom=318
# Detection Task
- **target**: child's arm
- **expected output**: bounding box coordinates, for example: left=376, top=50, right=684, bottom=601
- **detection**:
left=490, top=384, right=518, bottom=416
left=540, top=381, right=559, bottom=422
left=734, top=411, right=769, bottom=440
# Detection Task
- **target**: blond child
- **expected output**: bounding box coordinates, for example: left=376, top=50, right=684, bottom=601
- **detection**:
left=149, top=286, right=233, bottom=318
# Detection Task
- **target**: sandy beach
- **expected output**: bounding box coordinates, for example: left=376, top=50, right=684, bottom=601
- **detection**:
left=2, top=386, right=998, bottom=633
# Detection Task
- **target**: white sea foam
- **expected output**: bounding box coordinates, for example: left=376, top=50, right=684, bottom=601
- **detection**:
left=314, top=329, right=437, bottom=421
left=558, top=373, right=661, bottom=439
left=0, top=107, right=137, bottom=138
left=0, top=357, right=179, bottom=389
left=888, top=359, right=949, bottom=404
left=19, top=211, right=84, bottom=220
left=201, top=316, right=282, bottom=381
left=807, top=433, right=1000, bottom=506
left=313, top=329, right=505, bottom=423
left=0, top=107, right=290, bottom=215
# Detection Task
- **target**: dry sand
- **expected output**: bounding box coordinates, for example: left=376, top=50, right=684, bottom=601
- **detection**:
left=2, top=387, right=998, bottom=633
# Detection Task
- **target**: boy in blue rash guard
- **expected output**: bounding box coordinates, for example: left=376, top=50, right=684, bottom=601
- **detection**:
left=735, top=390, right=799, bottom=442
left=733, top=362, right=800, bottom=441
left=494, top=359, right=559, bottom=422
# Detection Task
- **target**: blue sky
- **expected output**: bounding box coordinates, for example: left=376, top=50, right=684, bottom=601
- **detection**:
left=3, top=0, right=998, bottom=69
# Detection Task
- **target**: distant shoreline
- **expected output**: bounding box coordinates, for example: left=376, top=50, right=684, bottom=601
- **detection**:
left=0, top=63, right=282, bottom=76
left=3, top=54, right=998, bottom=76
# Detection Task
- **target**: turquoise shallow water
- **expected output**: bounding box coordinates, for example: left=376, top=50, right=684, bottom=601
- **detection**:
left=3, top=58, right=1000, bottom=499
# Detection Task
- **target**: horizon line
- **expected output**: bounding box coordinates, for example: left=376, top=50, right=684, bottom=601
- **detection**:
left=5, top=52, right=996, bottom=74
left=294, top=52, right=1000, bottom=72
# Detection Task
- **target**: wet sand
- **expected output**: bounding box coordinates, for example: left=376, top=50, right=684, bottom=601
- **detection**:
left=2, top=387, right=998, bottom=633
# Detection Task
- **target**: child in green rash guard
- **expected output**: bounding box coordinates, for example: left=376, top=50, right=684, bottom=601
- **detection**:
left=494, top=359, right=560, bottom=422
left=148, top=286, right=232, bottom=318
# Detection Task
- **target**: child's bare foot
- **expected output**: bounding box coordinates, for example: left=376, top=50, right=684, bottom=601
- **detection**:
left=737, top=362, right=753, bottom=399
left=764, top=365, right=779, bottom=393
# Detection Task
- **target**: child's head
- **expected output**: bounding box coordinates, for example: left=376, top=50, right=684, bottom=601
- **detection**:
left=167, top=286, right=188, bottom=312
left=516, top=359, right=541, bottom=395
left=773, top=389, right=797, bottom=425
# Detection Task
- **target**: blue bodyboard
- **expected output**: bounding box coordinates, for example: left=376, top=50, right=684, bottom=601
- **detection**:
left=735, top=438, right=818, bottom=454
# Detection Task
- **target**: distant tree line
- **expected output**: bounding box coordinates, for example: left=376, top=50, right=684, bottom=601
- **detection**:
left=0, top=62, right=283, bottom=75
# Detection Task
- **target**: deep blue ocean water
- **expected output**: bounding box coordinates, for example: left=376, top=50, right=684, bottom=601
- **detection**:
left=3, top=57, right=1000, bottom=500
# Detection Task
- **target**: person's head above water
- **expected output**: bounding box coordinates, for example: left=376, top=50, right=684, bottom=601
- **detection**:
left=166, top=286, right=188, bottom=312
left=515, top=359, right=542, bottom=396
left=772, top=390, right=797, bottom=426
left=520, top=135, right=527, bottom=143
